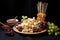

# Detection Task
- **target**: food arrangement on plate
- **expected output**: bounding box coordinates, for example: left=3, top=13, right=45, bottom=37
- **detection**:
left=13, top=16, right=47, bottom=34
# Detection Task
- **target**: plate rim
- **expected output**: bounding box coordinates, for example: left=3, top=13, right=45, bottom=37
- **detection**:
left=13, top=27, right=47, bottom=34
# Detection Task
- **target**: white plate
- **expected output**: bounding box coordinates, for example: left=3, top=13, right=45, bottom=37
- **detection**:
left=13, top=27, right=47, bottom=34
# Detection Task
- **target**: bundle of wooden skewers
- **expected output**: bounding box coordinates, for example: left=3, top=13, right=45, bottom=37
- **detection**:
left=37, top=1, right=48, bottom=22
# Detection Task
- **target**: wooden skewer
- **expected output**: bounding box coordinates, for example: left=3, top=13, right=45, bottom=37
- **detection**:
left=0, top=22, right=5, bottom=26
left=40, top=2, right=42, bottom=13
left=37, top=2, right=40, bottom=13
left=0, top=22, right=11, bottom=30
left=44, top=3, right=48, bottom=13
left=37, top=2, right=48, bottom=13
left=14, top=16, right=18, bottom=19
left=38, top=2, right=40, bottom=12
left=43, top=2, right=45, bottom=13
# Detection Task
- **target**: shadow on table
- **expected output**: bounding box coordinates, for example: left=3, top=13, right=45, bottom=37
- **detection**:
left=15, top=31, right=48, bottom=38
left=16, top=32, right=60, bottom=40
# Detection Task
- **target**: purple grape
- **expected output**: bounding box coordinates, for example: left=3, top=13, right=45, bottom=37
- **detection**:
left=33, top=27, right=38, bottom=32
left=17, top=27, right=23, bottom=31
left=5, top=30, right=14, bottom=36
left=15, top=22, right=21, bottom=26
left=39, top=21, right=47, bottom=29
left=38, top=28, right=43, bottom=32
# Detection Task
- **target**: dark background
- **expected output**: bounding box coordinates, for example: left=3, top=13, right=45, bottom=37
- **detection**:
left=0, top=0, right=60, bottom=27
left=0, top=0, right=60, bottom=40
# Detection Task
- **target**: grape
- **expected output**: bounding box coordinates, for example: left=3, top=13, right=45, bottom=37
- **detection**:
left=51, top=26, right=55, bottom=29
left=21, top=19, right=24, bottom=21
left=57, top=32, right=60, bottom=34
left=15, top=22, right=21, bottom=26
left=48, top=33, right=51, bottom=35
left=48, top=22, right=51, bottom=25
left=38, top=28, right=43, bottom=32
left=49, top=27, right=52, bottom=29
left=21, top=16, right=28, bottom=21
left=51, top=23, right=55, bottom=26
left=55, top=32, right=60, bottom=36
left=48, top=22, right=50, bottom=24
left=39, top=22, right=47, bottom=30
left=48, top=30, right=51, bottom=33
left=40, top=22, right=46, bottom=26
left=39, top=21, right=47, bottom=29
left=47, top=22, right=60, bottom=36
left=55, top=32, right=58, bottom=36
left=33, top=27, right=38, bottom=32
left=22, top=16, right=24, bottom=18
left=48, top=24, right=52, bottom=27
left=25, top=16, right=28, bottom=18
left=5, top=30, right=14, bottom=36
left=17, top=27, right=23, bottom=31
left=54, top=26, right=58, bottom=29
left=50, top=29, right=53, bottom=32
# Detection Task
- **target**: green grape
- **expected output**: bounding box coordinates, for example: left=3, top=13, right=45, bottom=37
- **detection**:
left=22, top=16, right=25, bottom=19
left=47, top=22, right=60, bottom=36
left=55, top=32, right=58, bottom=36
left=50, top=23, right=55, bottom=29
left=54, top=26, right=59, bottom=31
left=54, top=26, right=58, bottom=29
left=48, top=24, right=52, bottom=27
left=22, top=16, right=24, bottom=18
left=57, top=28, right=59, bottom=30
left=48, top=22, right=51, bottom=24
left=21, top=19, right=24, bottom=21
left=48, top=30, right=51, bottom=33
left=57, top=32, right=60, bottom=34
left=49, top=27, right=52, bottom=29
left=48, top=23, right=51, bottom=26
left=25, top=16, right=28, bottom=18
left=48, top=23, right=52, bottom=28
left=50, top=29, right=53, bottom=32
left=58, top=32, right=60, bottom=34
left=51, top=26, right=55, bottom=29
left=55, top=28, right=59, bottom=32
left=48, top=33, right=51, bottom=35
left=55, top=32, right=60, bottom=36
left=21, top=16, right=28, bottom=22
left=51, top=23, right=55, bottom=26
